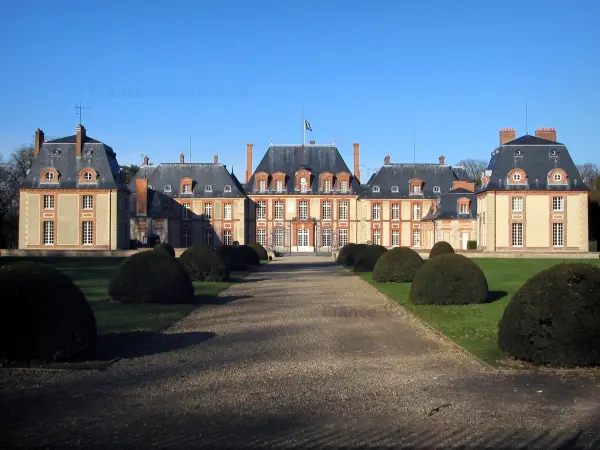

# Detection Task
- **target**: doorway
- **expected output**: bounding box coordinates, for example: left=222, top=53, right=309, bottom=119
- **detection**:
left=297, top=229, right=310, bottom=251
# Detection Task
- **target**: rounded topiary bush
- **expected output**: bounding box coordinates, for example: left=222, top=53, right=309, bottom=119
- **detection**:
left=179, top=244, right=230, bottom=282
left=410, top=253, right=488, bottom=305
left=498, top=263, right=600, bottom=367
left=109, top=251, right=194, bottom=303
left=217, top=245, right=247, bottom=271
left=248, top=242, right=268, bottom=261
left=0, top=262, right=97, bottom=362
left=153, top=242, right=175, bottom=258
left=372, top=247, right=424, bottom=282
left=429, top=241, right=455, bottom=259
left=337, top=243, right=359, bottom=266
left=353, top=245, right=388, bottom=272
left=238, top=244, right=260, bottom=266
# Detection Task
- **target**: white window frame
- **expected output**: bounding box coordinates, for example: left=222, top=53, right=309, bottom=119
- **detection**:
left=323, top=179, right=331, bottom=193
left=183, top=184, right=192, bottom=194
left=339, top=201, right=348, bottom=220
left=299, top=200, right=308, bottom=220
left=412, top=204, right=421, bottom=220
left=512, top=222, right=523, bottom=248
left=512, top=197, right=523, bottom=212
left=82, top=195, right=93, bottom=210
left=513, top=173, right=522, bottom=182
left=83, top=171, right=93, bottom=181
left=43, top=195, right=54, bottom=210
left=372, top=203, right=381, bottom=220
left=275, top=180, right=284, bottom=192
left=339, top=180, right=348, bottom=193
left=223, top=230, right=232, bottom=246
left=274, top=229, right=284, bottom=248
left=274, top=200, right=284, bottom=220
left=391, top=203, right=399, bottom=220
left=300, top=177, right=308, bottom=193
left=223, top=203, right=232, bottom=220
left=392, top=230, right=400, bottom=246
left=204, top=203, right=213, bottom=219
left=552, top=196, right=564, bottom=212
left=43, top=221, right=54, bottom=245
left=412, top=185, right=421, bottom=194
left=257, top=201, right=267, bottom=220
left=82, top=221, right=93, bottom=245
left=257, top=228, right=267, bottom=246
left=373, top=230, right=381, bottom=245
left=553, top=172, right=563, bottom=182
left=182, top=202, right=191, bottom=219
left=322, top=229, right=332, bottom=247
left=460, top=204, right=468, bottom=214
left=552, top=222, right=564, bottom=247
left=258, top=180, right=266, bottom=192
left=338, top=229, right=348, bottom=247
left=412, top=230, right=421, bottom=248
left=322, top=201, right=332, bottom=220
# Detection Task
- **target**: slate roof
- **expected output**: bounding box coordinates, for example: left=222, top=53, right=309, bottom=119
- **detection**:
left=422, top=188, right=478, bottom=221
left=20, top=134, right=127, bottom=190
left=361, top=164, right=471, bottom=199
left=247, top=145, right=361, bottom=194
left=480, top=134, right=588, bottom=192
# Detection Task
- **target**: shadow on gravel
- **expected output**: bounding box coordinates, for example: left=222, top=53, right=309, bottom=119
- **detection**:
left=193, top=294, right=253, bottom=305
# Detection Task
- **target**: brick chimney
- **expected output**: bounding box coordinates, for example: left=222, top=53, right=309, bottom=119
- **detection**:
left=535, top=128, right=557, bottom=142
left=214, top=153, right=219, bottom=164
left=309, top=140, right=315, bottom=145
left=34, top=128, right=45, bottom=159
left=76, top=124, right=86, bottom=158
left=499, top=128, right=516, bottom=145
left=135, top=178, right=148, bottom=216
left=180, top=153, right=185, bottom=164
left=439, top=154, right=446, bottom=165
left=246, top=143, right=253, bottom=183
left=384, top=154, right=391, bottom=165
left=353, top=143, right=360, bottom=181
left=143, top=155, right=149, bottom=165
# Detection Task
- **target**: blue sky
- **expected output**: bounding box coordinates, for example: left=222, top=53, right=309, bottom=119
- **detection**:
left=1, top=0, right=598, bottom=179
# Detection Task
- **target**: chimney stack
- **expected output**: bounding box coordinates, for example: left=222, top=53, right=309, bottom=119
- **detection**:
left=353, top=143, right=360, bottom=181
left=135, top=178, right=148, bottom=216
left=384, top=154, right=391, bottom=165
left=180, top=153, right=185, bottom=164
left=246, top=143, right=253, bottom=183
left=499, top=128, right=516, bottom=145
left=535, top=127, right=557, bottom=142
left=143, top=155, right=149, bottom=165
left=439, top=154, right=446, bottom=165
left=76, top=124, right=86, bottom=158
left=34, top=128, right=45, bottom=159
left=214, top=154, right=219, bottom=164
left=309, top=140, right=315, bottom=145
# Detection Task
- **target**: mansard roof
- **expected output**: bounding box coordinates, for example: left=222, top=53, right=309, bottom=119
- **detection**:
left=422, top=189, right=478, bottom=221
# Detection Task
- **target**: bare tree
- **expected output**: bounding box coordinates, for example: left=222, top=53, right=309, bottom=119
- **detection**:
left=455, top=159, right=488, bottom=183
left=120, top=164, right=140, bottom=184
left=576, top=163, right=600, bottom=189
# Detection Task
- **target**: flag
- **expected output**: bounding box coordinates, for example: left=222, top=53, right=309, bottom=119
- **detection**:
left=305, top=119, right=312, bottom=131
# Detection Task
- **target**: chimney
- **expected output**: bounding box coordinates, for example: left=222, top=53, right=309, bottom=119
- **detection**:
left=180, top=153, right=185, bottom=164
left=76, top=124, right=86, bottom=158
left=135, top=178, right=148, bottom=216
left=309, top=140, right=315, bottom=145
left=353, top=143, right=360, bottom=181
left=246, top=143, right=253, bottom=183
left=499, top=128, right=516, bottom=145
left=439, top=154, right=446, bottom=165
left=535, top=127, right=557, bottom=142
left=214, top=153, right=219, bottom=164
left=143, top=155, right=149, bottom=165
left=34, top=128, right=45, bottom=159
left=384, top=154, right=391, bottom=165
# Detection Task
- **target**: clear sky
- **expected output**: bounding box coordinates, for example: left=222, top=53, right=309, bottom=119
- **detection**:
left=1, top=0, right=598, bottom=179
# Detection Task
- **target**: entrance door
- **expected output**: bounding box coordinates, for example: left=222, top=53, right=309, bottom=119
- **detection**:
left=297, top=229, right=310, bottom=251
left=461, top=232, right=469, bottom=250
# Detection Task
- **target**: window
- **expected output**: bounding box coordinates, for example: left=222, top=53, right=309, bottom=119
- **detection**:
left=322, top=201, right=332, bottom=220
left=323, top=179, right=331, bottom=192
left=552, top=223, right=564, bottom=247
left=338, top=229, right=348, bottom=247
left=392, top=230, right=400, bottom=247
left=391, top=186, right=399, bottom=193
left=552, top=196, right=564, bottom=212
left=274, top=229, right=284, bottom=248
left=204, top=230, right=213, bottom=246
left=43, top=195, right=54, bottom=210
left=276, top=180, right=284, bottom=192
left=299, top=201, right=308, bottom=220
left=339, top=180, right=348, bottom=193
left=43, top=221, right=54, bottom=245
left=391, top=204, right=399, bottom=220
left=412, top=230, right=421, bottom=248
left=512, top=197, right=523, bottom=212
left=372, top=186, right=380, bottom=193
left=45, top=171, right=55, bottom=181
left=274, top=200, right=284, bottom=220
left=339, top=201, right=348, bottom=220
left=224, top=203, right=232, bottom=220
left=372, top=203, right=381, bottom=220
left=224, top=185, right=232, bottom=193
left=322, top=229, right=332, bottom=247
left=513, top=173, right=522, bottom=182
left=553, top=173, right=563, bottom=182
left=373, top=230, right=381, bottom=245
left=300, top=177, right=308, bottom=193
left=512, top=223, right=523, bottom=247
left=182, top=202, right=191, bottom=219
left=82, top=221, right=93, bottom=245
left=83, top=171, right=93, bottom=181
left=460, top=203, right=468, bottom=214
left=183, top=184, right=192, bottom=194
left=412, top=204, right=421, bottom=220
left=164, top=185, right=172, bottom=193
left=257, top=201, right=266, bottom=220
left=258, top=180, right=266, bottom=192
left=412, top=185, right=421, bottom=194
left=204, top=202, right=213, bottom=219
left=257, top=229, right=267, bottom=246
left=223, top=230, right=232, bottom=246
left=82, top=195, right=93, bottom=210
left=433, top=186, right=441, bottom=193
left=205, top=185, right=213, bottom=193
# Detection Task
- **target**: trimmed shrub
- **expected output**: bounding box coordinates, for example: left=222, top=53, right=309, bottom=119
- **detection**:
left=0, top=262, right=97, bottom=362
left=153, top=242, right=175, bottom=257
left=410, top=253, right=488, bottom=305
left=248, top=242, right=268, bottom=261
left=498, top=263, right=600, bottom=367
left=590, top=241, right=598, bottom=252
left=372, top=247, right=424, bottom=282
left=217, top=245, right=247, bottom=271
left=467, top=240, right=477, bottom=250
left=109, top=251, right=194, bottom=303
left=337, top=243, right=360, bottom=266
left=179, top=244, right=230, bottom=281
left=238, top=245, right=260, bottom=266
left=353, top=245, right=388, bottom=272
left=429, top=241, right=455, bottom=259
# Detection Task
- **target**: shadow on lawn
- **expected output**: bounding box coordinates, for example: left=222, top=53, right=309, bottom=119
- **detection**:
left=486, top=290, right=508, bottom=303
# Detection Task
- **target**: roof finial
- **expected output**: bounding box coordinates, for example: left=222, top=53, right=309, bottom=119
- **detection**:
left=333, top=137, right=336, bottom=145
left=270, top=137, right=273, bottom=146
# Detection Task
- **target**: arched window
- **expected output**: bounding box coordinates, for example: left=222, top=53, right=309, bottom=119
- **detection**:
left=224, top=185, right=232, bottom=193
left=372, top=185, right=380, bottom=193
left=164, top=185, right=172, bottom=193
left=300, top=177, right=308, bottom=193
left=45, top=171, right=55, bottom=181
left=513, top=173, right=522, bottom=182
left=205, top=185, right=213, bottom=193
left=83, top=171, right=93, bottom=181
left=391, top=186, right=399, bottom=193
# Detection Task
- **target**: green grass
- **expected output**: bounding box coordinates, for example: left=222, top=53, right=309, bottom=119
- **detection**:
left=360, top=258, right=600, bottom=366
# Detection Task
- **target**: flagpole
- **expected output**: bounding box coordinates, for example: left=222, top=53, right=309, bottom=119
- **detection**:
left=302, top=104, right=305, bottom=146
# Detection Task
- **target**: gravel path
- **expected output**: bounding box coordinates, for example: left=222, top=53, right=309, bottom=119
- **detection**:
left=1, top=256, right=600, bottom=448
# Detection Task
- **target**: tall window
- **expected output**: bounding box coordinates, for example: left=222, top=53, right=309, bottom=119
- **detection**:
left=299, top=200, right=308, bottom=220
left=322, top=229, right=332, bottom=247
left=412, top=204, right=421, bottom=220
left=552, top=196, right=564, bottom=212
left=257, top=229, right=266, bottom=246
left=512, top=223, right=523, bottom=247
left=373, top=230, right=381, bottom=245
left=274, top=200, right=284, bottom=220
left=223, top=203, right=232, bottom=220
left=323, top=179, right=331, bottom=192
left=204, top=203, right=213, bottom=219
left=392, top=230, right=400, bottom=246
left=322, top=201, right=332, bottom=220
left=204, top=230, right=213, bottom=246
left=182, top=202, right=191, bottom=219
left=258, top=180, right=266, bottom=192
left=512, top=197, right=523, bottom=212
left=276, top=180, right=284, bottom=192
left=552, top=223, right=564, bottom=247
left=460, top=203, right=468, bottom=214
left=82, top=195, right=93, bottom=210
left=223, top=230, right=232, bottom=246
left=300, top=177, right=308, bottom=193
left=274, top=229, right=284, bottom=248
left=338, top=229, right=348, bottom=247
left=82, top=221, right=93, bottom=245
left=183, top=183, right=192, bottom=193
left=372, top=203, right=381, bottom=220
left=391, top=204, right=399, bottom=220
left=257, top=201, right=266, bottom=220
left=43, top=221, right=54, bottom=245
left=339, top=201, right=348, bottom=220
left=412, top=230, right=421, bottom=248
left=339, top=180, right=348, bottom=193
left=43, top=195, right=54, bottom=210
left=412, top=185, right=421, bottom=194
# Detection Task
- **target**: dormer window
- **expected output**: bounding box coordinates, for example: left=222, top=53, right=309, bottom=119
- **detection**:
left=224, top=185, right=232, bottom=193
left=300, top=177, right=308, bottom=193
left=514, top=148, right=523, bottom=156
left=391, top=186, right=399, bottom=193
left=549, top=148, right=559, bottom=157
left=276, top=180, right=284, bottom=192
left=83, top=171, right=93, bottom=181
left=78, top=168, right=97, bottom=183
left=413, top=185, right=420, bottom=194
left=513, top=173, right=522, bottom=182
left=340, top=180, right=348, bottom=193
left=183, top=184, right=192, bottom=193
left=548, top=169, right=567, bottom=185
left=164, top=185, right=172, bottom=193
left=409, top=178, right=423, bottom=195
left=553, top=173, right=562, bottom=182
left=258, top=179, right=266, bottom=192
left=323, top=179, right=331, bottom=192
left=181, top=177, right=193, bottom=194
left=507, top=169, right=527, bottom=185
left=433, top=186, right=441, bottom=193
left=372, top=186, right=380, bottom=193
left=83, top=149, right=93, bottom=157
left=51, top=148, right=61, bottom=156
left=205, top=185, right=213, bottom=193
left=458, top=197, right=470, bottom=215
left=45, top=171, right=55, bottom=181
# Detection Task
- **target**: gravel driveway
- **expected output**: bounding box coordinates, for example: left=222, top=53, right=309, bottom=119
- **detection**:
left=1, top=256, right=599, bottom=448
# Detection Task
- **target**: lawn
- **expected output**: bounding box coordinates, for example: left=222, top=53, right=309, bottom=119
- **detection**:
left=360, top=258, right=600, bottom=367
